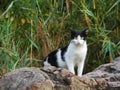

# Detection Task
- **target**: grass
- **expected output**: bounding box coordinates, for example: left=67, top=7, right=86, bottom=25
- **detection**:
left=0, top=0, right=120, bottom=77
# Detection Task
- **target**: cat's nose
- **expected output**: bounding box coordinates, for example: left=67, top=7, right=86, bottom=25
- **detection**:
left=77, top=40, right=84, bottom=45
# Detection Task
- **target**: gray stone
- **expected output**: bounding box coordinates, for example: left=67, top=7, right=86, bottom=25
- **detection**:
left=0, top=57, right=120, bottom=90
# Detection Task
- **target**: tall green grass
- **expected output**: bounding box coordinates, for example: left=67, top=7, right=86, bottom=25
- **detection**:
left=0, top=0, right=120, bottom=77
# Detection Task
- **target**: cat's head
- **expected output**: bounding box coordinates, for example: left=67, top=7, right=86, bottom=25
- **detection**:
left=70, top=28, right=88, bottom=46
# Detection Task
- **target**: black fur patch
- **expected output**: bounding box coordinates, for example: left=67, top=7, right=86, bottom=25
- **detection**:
left=61, top=46, right=68, bottom=61
left=47, top=50, right=58, bottom=67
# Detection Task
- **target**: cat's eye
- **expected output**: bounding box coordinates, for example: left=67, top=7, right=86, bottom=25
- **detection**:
left=81, top=37, right=84, bottom=40
left=74, top=37, right=77, bottom=39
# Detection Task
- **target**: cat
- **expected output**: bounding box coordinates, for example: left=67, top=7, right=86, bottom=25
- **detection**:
left=43, top=28, right=88, bottom=76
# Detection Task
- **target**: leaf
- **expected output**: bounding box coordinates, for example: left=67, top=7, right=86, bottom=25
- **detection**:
left=106, top=0, right=120, bottom=15
left=83, top=9, right=96, bottom=19
left=2, top=1, right=14, bottom=16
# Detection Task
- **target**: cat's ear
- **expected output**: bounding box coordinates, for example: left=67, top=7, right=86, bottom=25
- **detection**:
left=83, top=28, right=88, bottom=35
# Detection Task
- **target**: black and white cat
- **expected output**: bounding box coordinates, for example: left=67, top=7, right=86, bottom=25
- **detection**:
left=43, top=28, right=88, bottom=76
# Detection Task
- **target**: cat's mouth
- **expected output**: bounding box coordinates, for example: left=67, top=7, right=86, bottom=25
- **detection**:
left=71, top=40, right=85, bottom=46
left=76, top=42, right=84, bottom=46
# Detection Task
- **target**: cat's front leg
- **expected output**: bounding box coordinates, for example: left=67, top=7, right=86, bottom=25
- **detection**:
left=78, top=61, right=85, bottom=77
left=66, top=62, right=75, bottom=74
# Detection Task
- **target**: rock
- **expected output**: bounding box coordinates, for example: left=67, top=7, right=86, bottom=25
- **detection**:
left=82, top=57, right=120, bottom=90
left=0, top=57, right=120, bottom=90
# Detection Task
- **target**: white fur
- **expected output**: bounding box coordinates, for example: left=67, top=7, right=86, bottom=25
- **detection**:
left=56, top=49, right=68, bottom=69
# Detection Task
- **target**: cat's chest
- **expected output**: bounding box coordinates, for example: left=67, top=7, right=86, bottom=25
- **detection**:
left=65, top=44, right=87, bottom=60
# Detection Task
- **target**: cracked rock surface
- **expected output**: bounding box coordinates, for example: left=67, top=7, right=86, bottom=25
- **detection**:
left=0, top=57, right=120, bottom=90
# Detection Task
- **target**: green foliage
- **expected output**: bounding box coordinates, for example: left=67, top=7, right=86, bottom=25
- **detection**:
left=0, top=0, right=120, bottom=77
